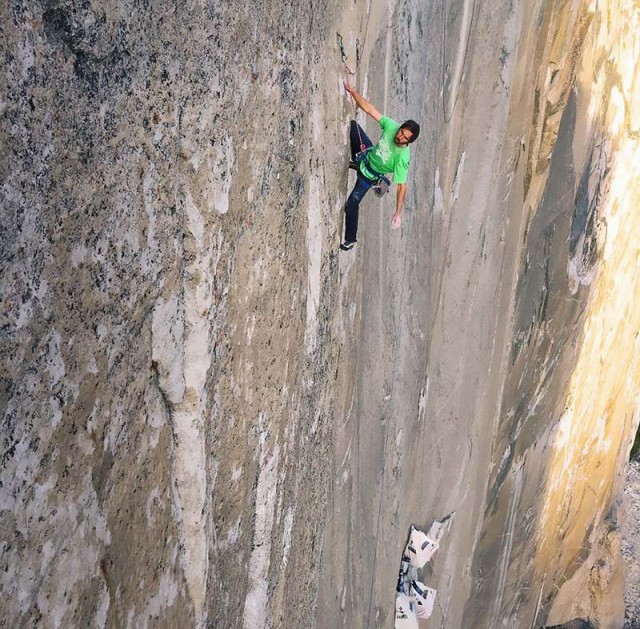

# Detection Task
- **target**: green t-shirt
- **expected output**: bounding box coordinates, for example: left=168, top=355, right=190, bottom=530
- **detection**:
left=360, top=116, right=410, bottom=184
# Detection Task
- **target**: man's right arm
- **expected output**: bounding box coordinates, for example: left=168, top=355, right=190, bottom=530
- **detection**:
left=343, top=81, right=382, bottom=122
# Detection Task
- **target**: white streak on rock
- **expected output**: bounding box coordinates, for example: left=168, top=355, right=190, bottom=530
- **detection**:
left=433, top=167, right=444, bottom=215
left=15, top=301, right=32, bottom=329
left=184, top=191, right=206, bottom=247
left=150, top=189, right=223, bottom=625
left=142, top=165, right=159, bottom=250
left=282, top=506, right=295, bottom=567
left=211, top=135, right=235, bottom=215
left=225, top=516, right=242, bottom=547
left=5, top=475, right=111, bottom=626
left=45, top=331, right=65, bottom=386
left=243, top=430, right=280, bottom=629
left=76, top=431, right=95, bottom=456
left=95, top=584, right=110, bottom=629
left=305, top=174, right=323, bottom=355
left=146, top=487, right=161, bottom=526
left=246, top=314, right=256, bottom=346
left=50, top=395, right=63, bottom=427
left=140, top=573, right=179, bottom=624
left=450, top=151, right=467, bottom=207
left=86, top=352, right=99, bottom=376
left=151, top=296, right=185, bottom=403
left=418, top=379, right=429, bottom=422
left=231, top=464, right=242, bottom=482
left=445, top=0, right=474, bottom=120
left=567, top=240, right=597, bottom=294
left=71, top=244, right=88, bottom=268
left=18, top=35, right=34, bottom=77
left=311, top=106, right=322, bottom=143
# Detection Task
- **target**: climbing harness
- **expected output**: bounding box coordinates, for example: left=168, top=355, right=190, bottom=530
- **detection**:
left=354, top=147, right=391, bottom=197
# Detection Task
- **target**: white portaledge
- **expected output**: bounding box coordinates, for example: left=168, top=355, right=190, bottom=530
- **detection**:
left=394, top=515, right=454, bottom=628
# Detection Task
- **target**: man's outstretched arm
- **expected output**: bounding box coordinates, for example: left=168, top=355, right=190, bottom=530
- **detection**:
left=343, top=81, right=382, bottom=122
left=391, top=183, right=406, bottom=229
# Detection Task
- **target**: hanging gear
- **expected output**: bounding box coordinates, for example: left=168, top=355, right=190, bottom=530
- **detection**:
left=373, top=177, right=390, bottom=198
left=337, top=32, right=360, bottom=77
left=354, top=146, right=391, bottom=197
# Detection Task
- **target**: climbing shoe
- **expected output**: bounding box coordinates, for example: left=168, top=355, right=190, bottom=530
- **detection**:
left=340, top=241, right=356, bottom=251
left=348, top=161, right=358, bottom=171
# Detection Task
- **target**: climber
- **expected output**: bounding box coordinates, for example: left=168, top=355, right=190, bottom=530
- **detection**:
left=340, top=80, right=420, bottom=251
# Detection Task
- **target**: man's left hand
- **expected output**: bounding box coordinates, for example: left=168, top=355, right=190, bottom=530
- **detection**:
left=391, top=212, right=402, bottom=230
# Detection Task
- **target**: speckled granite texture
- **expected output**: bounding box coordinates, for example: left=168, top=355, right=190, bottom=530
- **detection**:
left=622, top=460, right=640, bottom=628
left=1, top=1, right=341, bottom=626
left=1, top=0, right=640, bottom=628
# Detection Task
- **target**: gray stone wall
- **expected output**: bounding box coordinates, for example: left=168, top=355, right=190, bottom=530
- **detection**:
left=2, top=0, right=639, bottom=628
left=2, top=1, right=341, bottom=626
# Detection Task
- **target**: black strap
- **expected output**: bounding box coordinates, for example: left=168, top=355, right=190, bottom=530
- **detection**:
left=363, top=156, right=390, bottom=182
left=356, top=149, right=391, bottom=185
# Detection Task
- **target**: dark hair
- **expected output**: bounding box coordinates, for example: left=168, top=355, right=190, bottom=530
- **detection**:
left=400, top=120, right=420, bottom=143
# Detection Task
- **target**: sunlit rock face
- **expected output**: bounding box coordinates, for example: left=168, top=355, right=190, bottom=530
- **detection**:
left=462, top=1, right=640, bottom=627
left=1, top=0, right=639, bottom=628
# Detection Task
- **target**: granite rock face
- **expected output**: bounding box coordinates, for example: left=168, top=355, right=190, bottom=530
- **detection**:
left=621, top=460, right=640, bottom=628
left=2, top=1, right=340, bottom=626
left=1, top=0, right=639, bottom=628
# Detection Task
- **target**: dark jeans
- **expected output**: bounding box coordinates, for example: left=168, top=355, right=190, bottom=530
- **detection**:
left=345, top=121, right=375, bottom=243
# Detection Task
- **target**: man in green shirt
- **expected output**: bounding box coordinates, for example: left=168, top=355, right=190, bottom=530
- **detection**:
left=340, top=81, right=420, bottom=251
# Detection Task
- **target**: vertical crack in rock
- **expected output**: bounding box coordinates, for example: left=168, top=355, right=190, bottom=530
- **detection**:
left=488, top=459, right=524, bottom=626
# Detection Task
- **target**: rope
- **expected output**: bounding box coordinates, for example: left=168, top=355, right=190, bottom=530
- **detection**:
left=441, top=0, right=477, bottom=123
left=337, top=32, right=358, bottom=76
left=337, top=32, right=368, bottom=152
left=356, top=124, right=367, bottom=154
left=360, top=2, right=453, bottom=623
left=361, top=8, right=415, bottom=623
left=416, top=0, right=447, bottom=504
left=337, top=21, right=410, bottom=628
left=364, top=187, right=415, bottom=629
